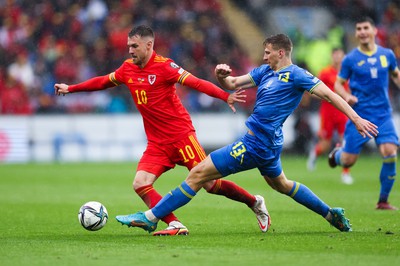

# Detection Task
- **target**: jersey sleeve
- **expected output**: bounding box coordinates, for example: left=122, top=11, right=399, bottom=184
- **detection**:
left=338, top=55, right=351, bottom=80
left=249, top=64, right=270, bottom=86
left=294, top=67, right=321, bottom=93
left=112, top=60, right=131, bottom=85
left=163, top=60, right=187, bottom=83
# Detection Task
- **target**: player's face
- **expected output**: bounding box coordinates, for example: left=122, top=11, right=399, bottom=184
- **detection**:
left=331, top=49, right=344, bottom=65
left=263, top=43, right=280, bottom=71
left=355, top=21, right=376, bottom=46
left=127, top=35, right=152, bottom=67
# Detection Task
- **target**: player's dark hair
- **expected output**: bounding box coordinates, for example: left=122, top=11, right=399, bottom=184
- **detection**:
left=331, top=47, right=343, bottom=53
left=129, top=25, right=154, bottom=39
left=355, top=16, right=375, bottom=26
left=263, top=34, right=292, bottom=54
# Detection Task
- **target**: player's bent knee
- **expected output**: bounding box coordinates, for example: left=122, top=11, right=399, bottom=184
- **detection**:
left=132, top=177, right=151, bottom=190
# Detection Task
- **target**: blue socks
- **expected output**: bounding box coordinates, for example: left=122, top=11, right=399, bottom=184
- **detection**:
left=288, top=181, right=330, bottom=217
left=334, top=149, right=343, bottom=166
left=378, top=155, right=397, bottom=202
left=152, top=181, right=197, bottom=219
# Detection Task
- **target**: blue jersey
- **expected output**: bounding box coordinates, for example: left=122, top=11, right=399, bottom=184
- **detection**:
left=338, top=45, right=398, bottom=121
left=245, top=64, right=321, bottom=148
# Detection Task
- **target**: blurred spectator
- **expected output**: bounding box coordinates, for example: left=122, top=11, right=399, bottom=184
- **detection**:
left=0, top=70, right=32, bottom=114
left=7, top=49, right=35, bottom=91
left=1, top=0, right=399, bottom=114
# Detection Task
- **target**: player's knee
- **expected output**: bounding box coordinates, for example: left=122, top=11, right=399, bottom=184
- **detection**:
left=341, top=157, right=356, bottom=168
left=132, top=176, right=150, bottom=191
left=186, top=166, right=207, bottom=189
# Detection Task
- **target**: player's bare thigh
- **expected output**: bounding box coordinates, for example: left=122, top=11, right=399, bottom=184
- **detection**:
left=186, top=156, right=223, bottom=192
left=263, top=171, right=294, bottom=194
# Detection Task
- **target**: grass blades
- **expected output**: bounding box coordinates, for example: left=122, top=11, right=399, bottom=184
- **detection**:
left=1, top=155, right=399, bottom=265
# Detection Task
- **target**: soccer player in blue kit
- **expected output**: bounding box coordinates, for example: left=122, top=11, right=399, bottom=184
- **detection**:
left=116, top=33, right=379, bottom=233
left=329, top=16, right=400, bottom=210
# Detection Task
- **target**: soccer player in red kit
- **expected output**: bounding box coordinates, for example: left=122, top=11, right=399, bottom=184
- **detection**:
left=54, top=25, right=270, bottom=235
left=307, top=48, right=353, bottom=184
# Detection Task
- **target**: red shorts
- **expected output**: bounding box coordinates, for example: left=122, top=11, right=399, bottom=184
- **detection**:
left=318, top=109, right=348, bottom=140
left=137, top=132, right=206, bottom=177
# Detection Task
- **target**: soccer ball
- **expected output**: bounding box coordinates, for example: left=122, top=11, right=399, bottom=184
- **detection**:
left=78, top=201, right=108, bottom=231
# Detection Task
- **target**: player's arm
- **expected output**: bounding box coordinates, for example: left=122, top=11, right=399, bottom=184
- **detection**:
left=312, top=82, right=378, bottom=138
left=390, top=67, right=400, bottom=89
left=54, top=74, right=118, bottom=96
left=215, top=64, right=254, bottom=90
left=181, top=73, right=246, bottom=113
left=334, top=77, right=358, bottom=105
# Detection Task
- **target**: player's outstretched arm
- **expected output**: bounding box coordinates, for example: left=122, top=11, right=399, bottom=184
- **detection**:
left=215, top=64, right=254, bottom=90
left=313, top=83, right=378, bottom=138
left=54, top=74, right=116, bottom=96
left=181, top=74, right=246, bottom=113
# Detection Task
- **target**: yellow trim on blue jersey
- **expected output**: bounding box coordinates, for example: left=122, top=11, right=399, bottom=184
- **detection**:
left=289, top=182, right=300, bottom=198
left=248, top=74, right=256, bottom=86
left=357, top=46, right=377, bottom=57
left=308, top=81, right=322, bottom=94
left=276, top=64, right=293, bottom=72
left=178, top=184, right=194, bottom=199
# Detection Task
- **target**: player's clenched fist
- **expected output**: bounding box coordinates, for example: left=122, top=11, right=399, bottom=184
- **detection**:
left=215, top=64, right=232, bottom=79
left=54, top=83, right=69, bottom=96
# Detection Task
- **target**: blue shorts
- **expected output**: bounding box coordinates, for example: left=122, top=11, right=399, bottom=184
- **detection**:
left=210, top=133, right=283, bottom=178
left=343, top=116, right=399, bottom=154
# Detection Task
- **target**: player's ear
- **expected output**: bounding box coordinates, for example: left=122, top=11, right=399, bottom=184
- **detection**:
left=147, top=40, right=153, bottom=49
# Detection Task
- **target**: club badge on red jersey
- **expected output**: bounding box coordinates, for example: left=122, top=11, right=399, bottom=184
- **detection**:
left=148, top=75, right=156, bottom=85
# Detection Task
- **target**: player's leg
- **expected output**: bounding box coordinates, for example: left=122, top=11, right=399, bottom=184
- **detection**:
left=264, top=171, right=351, bottom=232
left=329, top=122, right=366, bottom=168
left=375, top=119, right=399, bottom=210
left=337, top=117, right=353, bottom=184
left=135, top=155, right=223, bottom=232
left=133, top=168, right=186, bottom=228
left=179, top=133, right=256, bottom=208
left=376, top=144, right=398, bottom=210
left=308, top=111, right=334, bottom=171
left=131, top=143, right=185, bottom=230
left=118, top=136, right=271, bottom=233
left=179, top=133, right=269, bottom=232
left=148, top=140, right=264, bottom=224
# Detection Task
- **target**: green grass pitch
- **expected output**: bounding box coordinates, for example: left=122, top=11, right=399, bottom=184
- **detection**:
left=1, top=154, right=399, bottom=265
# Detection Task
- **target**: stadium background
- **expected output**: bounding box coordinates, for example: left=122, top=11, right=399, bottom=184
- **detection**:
left=0, top=0, right=399, bottom=162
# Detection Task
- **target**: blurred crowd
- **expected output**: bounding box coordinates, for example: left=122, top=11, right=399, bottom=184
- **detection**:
left=0, top=0, right=253, bottom=115
left=1, top=0, right=400, bottom=115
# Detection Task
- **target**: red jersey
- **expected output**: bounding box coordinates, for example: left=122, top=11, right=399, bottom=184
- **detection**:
left=318, top=65, right=348, bottom=118
left=111, top=52, right=203, bottom=144
left=317, top=65, right=348, bottom=139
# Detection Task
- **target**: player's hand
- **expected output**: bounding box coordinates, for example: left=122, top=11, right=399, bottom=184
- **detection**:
left=215, top=64, right=232, bottom=79
left=227, top=88, right=246, bottom=113
left=353, top=117, right=379, bottom=138
left=344, top=94, right=358, bottom=106
left=54, top=83, right=69, bottom=96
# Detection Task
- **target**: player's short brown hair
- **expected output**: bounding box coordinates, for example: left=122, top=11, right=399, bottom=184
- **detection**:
left=263, top=34, right=292, bottom=54
left=129, top=25, right=154, bottom=39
